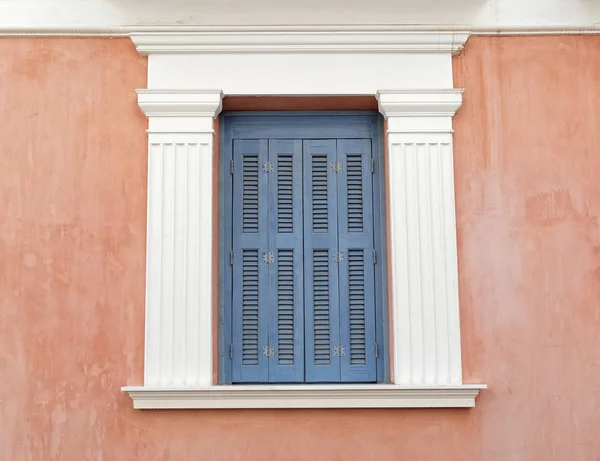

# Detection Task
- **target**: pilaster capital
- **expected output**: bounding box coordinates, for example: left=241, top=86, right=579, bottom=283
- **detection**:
left=137, top=89, right=223, bottom=118
left=377, top=89, right=464, bottom=138
left=377, top=89, right=463, bottom=118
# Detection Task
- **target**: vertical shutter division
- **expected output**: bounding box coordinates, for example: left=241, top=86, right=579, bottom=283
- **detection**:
left=337, top=139, right=377, bottom=383
left=232, top=140, right=270, bottom=383
left=304, top=140, right=341, bottom=383
left=268, top=141, right=304, bottom=382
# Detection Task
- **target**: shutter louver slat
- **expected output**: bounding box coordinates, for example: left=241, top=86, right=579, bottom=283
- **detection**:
left=347, top=155, right=364, bottom=232
left=277, top=155, right=294, bottom=234
left=242, top=156, right=259, bottom=233
left=348, top=249, right=366, bottom=365
left=277, top=249, right=295, bottom=365
left=311, top=155, right=329, bottom=233
left=242, top=249, right=260, bottom=365
left=313, top=249, right=331, bottom=365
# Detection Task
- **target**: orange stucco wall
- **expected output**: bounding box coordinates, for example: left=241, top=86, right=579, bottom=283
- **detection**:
left=1, top=36, right=599, bottom=460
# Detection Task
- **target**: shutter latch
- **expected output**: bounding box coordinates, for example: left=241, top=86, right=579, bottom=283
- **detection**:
left=263, top=251, right=275, bottom=264
left=330, top=161, right=343, bottom=173
left=263, top=345, right=275, bottom=357
left=333, top=251, right=344, bottom=264
left=334, top=345, right=346, bottom=357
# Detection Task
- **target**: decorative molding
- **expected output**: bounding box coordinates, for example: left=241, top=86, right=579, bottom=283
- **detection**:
left=377, top=89, right=464, bottom=118
left=122, top=384, right=486, bottom=409
left=138, top=40, right=456, bottom=95
left=377, top=90, right=464, bottom=386
left=130, top=29, right=470, bottom=55
left=3, top=25, right=600, bottom=38
left=141, top=90, right=223, bottom=387
left=137, top=89, right=223, bottom=119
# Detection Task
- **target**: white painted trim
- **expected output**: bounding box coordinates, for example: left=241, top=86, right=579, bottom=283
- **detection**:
left=1, top=25, right=600, bottom=37
left=141, top=89, right=222, bottom=387
left=122, top=384, right=486, bottom=409
left=142, top=34, right=456, bottom=94
left=377, top=89, right=464, bottom=118
left=377, top=90, right=464, bottom=386
left=137, top=89, right=223, bottom=119
left=130, top=29, right=470, bottom=55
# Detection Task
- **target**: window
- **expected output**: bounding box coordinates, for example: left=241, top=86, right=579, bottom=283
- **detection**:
left=220, top=113, right=389, bottom=384
left=123, top=31, right=487, bottom=406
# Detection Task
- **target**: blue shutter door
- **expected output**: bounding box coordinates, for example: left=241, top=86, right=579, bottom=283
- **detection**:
left=337, top=139, right=377, bottom=382
left=268, top=140, right=305, bottom=382
left=303, top=140, right=341, bottom=383
left=231, top=139, right=270, bottom=383
left=226, top=123, right=382, bottom=384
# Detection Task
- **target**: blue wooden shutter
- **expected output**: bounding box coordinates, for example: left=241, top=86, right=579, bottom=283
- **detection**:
left=303, top=140, right=341, bottom=383
left=231, top=139, right=270, bottom=383
left=268, top=140, right=305, bottom=382
left=336, top=140, right=377, bottom=382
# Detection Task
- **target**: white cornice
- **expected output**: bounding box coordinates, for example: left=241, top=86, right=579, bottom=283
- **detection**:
left=137, top=89, right=223, bottom=118
left=130, top=28, right=470, bottom=56
left=377, top=89, right=464, bottom=117
left=2, top=25, right=600, bottom=39
left=122, top=384, right=486, bottom=409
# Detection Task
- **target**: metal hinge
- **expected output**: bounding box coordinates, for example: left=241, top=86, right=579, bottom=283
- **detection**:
left=330, top=161, right=343, bottom=173
left=375, top=343, right=379, bottom=359
left=333, top=345, right=346, bottom=357
left=230, top=344, right=234, bottom=359
left=333, top=251, right=344, bottom=264
left=230, top=159, right=234, bottom=175
left=263, top=161, right=274, bottom=173
left=372, top=249, right=377, bottom=265
left=370, top=157, right=375, bottom=173
left=263, top=251, right=275, bottom=264
left=230, top=249, right=234, bottom=266
left=263, top=345, right=275, bottom=357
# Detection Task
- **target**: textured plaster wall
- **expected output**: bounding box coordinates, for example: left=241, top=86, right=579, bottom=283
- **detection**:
left=0, top=36, right=599, bottom=460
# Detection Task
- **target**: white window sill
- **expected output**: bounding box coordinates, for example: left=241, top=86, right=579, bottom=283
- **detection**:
left=122, top=384, right=486, bottom=409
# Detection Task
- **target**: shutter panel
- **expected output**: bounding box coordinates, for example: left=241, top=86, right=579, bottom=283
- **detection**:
left=231, top=139, right=270, bottom=383
left=268, top=140, right=305, bottom=382
left=303, top=140, right=341, bottom=383
left=337, top=139, right=377, bottom=382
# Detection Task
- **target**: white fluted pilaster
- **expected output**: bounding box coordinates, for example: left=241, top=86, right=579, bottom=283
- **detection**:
left=139, top=89, right=222, bottom=386
left=377, top=89, right=464, bottom=386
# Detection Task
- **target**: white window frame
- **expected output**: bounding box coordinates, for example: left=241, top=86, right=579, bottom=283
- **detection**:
left=122, top=26, right=486, bottom=409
